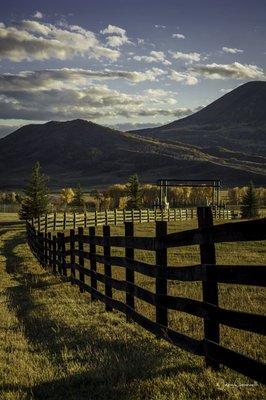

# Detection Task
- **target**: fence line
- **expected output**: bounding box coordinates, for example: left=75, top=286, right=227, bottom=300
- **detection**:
left=32, top=207, right=234, bottom=232
left=26, top=207, right=266, bottom=384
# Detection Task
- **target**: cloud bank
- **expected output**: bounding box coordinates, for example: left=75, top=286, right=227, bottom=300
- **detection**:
left=191, top=62, right=264, bottom=80
left=0, top=20, right=121, bottom=62
left=0, top=68, right=191, bottom=122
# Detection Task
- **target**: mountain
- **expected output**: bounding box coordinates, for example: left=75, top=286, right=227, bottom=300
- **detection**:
left=0, top=119, right=193, bottom=188
left=162, top=81, right=266, bottom=127
left=134, top=81, right=266, bottom=134
left=0, top=81, right=266, bottom=189
left=130, top=81, right=266, bottom=181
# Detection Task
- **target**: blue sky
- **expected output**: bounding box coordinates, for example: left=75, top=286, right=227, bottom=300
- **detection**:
left=0, top=0, right=265, bottom=132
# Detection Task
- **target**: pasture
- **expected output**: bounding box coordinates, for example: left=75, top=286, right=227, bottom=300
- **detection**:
left=0, top=215, right=265, bottom=400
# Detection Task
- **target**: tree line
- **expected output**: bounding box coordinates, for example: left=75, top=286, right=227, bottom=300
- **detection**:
left=0, top=162, right=263, bottom=219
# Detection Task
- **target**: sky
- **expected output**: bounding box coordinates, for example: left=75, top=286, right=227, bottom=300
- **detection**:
left=0, top=0, right=265, bottom=134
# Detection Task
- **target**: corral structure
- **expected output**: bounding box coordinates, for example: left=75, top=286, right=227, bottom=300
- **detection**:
left=156, top=179, right=221, bottom=209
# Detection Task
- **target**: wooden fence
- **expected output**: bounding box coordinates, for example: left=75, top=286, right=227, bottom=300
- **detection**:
left=32, top=208, right=233, bottom=232
left=26, top=207, right=266, bottom=383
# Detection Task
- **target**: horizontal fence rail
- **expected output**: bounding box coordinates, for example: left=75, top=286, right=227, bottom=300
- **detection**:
left=31, top=208, right=234, bottom=232
left=26, top=207, right=266, bottom=384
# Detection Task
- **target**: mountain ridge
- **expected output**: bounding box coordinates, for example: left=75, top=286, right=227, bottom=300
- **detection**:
left=132, top=81, right=266, bottom=135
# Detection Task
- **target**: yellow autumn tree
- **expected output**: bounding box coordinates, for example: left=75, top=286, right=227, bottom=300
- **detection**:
left=60, top=188, right=75, bottom=208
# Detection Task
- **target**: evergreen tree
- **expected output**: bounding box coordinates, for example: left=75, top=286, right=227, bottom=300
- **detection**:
left=72, top=184, right=85, bottom=210
left=240, top=181, right=259, bottom=219
left=19, top=162, right=49, bottom=220
left=126, top=174, right=142, bottom=209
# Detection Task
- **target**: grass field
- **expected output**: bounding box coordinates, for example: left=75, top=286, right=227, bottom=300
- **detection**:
left=0, top=215, right=265, bottom=400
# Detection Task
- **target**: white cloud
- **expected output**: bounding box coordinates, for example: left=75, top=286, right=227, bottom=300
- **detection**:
left=107, top=67, right=166, bottom=82
left=169, top=70, right=199, bottom=85
left=105, top=35, right=128, bottom=47
left=141, top=89, right=178, bottom=106
left=133, top=50, right=171, bottom=65
left=155, top=25, right=166, bottom=29
left=143, top=88, right=169, bottom=97
left=0, top=68, right=167, bottom=94
left=222, top=46, right=244, bottom=54
left=20, top=20, right=52, bottom=35
left=150, top=51, right=165, bottom=60
left=133, top=55, right=155, bottom=62
left=170, top=51, right=201, bottom=62
left=167, top=98, right=177, bottom=105
left=0, top=20, right=120, bottom=62
left=100, top=24, right=131, bottom=48
left=33, top=11, right=43, bottom=19
left=100, top=24, right=126, bottom=36
left=172, top=33, right=186, bottom=39
left=108, top=35, right=132, bottom=48
left=191, top=62, right=264, bottom=80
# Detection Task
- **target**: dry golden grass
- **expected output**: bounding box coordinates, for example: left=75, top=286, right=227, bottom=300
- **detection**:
left=0, top=217, right=265, bottom=399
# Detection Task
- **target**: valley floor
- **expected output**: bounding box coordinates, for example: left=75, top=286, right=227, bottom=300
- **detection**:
left=0, top=216, right=265, bottom=400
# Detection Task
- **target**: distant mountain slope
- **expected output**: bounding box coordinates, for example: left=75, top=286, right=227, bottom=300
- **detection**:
left=0, top=82, right=266, bottom=189
left=134, top=81, right=266, bottom=133
left=130, top=81, right=266, bottom=176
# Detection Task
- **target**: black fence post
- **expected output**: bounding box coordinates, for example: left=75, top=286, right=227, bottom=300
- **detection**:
left=70, top=229, right=75, bottom=285
left=57, top=232, right=62, bottom=275
left=155, top=220, right=168, bottom=327
left=78, top=227, right=84, bottom=292
left=52, top=235, right=57, bottom=274
left=125, top=222, right=134, bottom=321
left=47, top=232, right=52, bottom=269
left=61, top=232, right=67, bottom=277
left=197, top=206, right=220, bottom=370
left=38, top=232, right=44, bottom=267
left=103, top=225, right=112, bottom=311
left=63, top=212, right=66, bottom=230
left=89, top=226, right=97, bottom=301
left=44, top=231, right=48, bottom=268
left=84, top=211, right=87, bottom=228
left=53, top=212, right=56, bottom=231
left=45, top=214, right=48, bottom=234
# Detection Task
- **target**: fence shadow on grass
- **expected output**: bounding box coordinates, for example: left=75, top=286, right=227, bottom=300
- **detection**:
left=2, top=224, right=202, bottom=400
left=2, top=358, right=202, bottom=400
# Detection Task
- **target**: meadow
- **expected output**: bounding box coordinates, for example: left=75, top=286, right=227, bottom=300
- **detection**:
left=0, top=213, right=265, bottom=400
